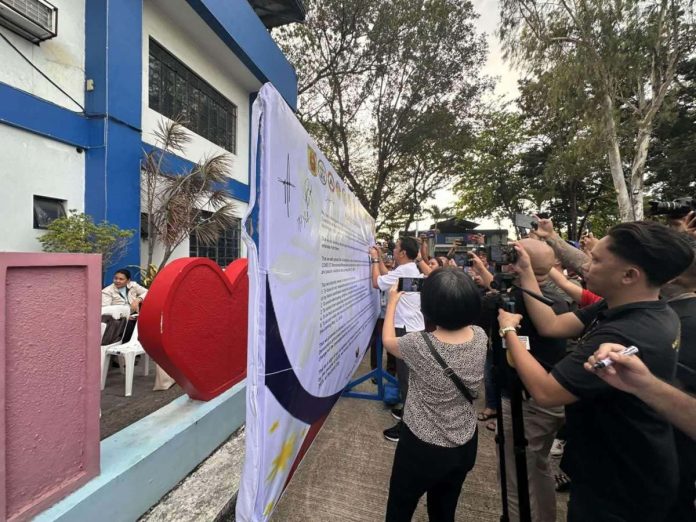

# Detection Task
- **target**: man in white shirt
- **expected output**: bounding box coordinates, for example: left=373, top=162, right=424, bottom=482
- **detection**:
left=369, top=236, right=429, bottom=442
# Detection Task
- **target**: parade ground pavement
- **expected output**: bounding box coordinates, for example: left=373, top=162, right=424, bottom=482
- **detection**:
left=270, top=357, right=569, bottom=521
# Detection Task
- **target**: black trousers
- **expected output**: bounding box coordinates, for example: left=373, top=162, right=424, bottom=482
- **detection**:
left=567, top=482, right=674, bottom=522
left=386, top=424, right=477, bottom=522
left=369, top=318, right=397, bottom=374
left=394, top=327, right=409, bottom=402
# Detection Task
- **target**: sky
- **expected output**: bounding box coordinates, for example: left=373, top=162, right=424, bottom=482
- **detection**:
left=418, top=0, right=520, bottom=234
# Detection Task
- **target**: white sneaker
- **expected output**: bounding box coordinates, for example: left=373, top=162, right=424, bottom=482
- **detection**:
left=550, top=438, right=566, bottom=457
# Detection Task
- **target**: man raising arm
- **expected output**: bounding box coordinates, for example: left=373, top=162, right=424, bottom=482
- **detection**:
left=511, top=243, right=586, bottom=339
left=368, top=237, right=426, bottom=443
left=498, top=221, right=694, bottom=522
left=531, top=215, right=590, bottom=276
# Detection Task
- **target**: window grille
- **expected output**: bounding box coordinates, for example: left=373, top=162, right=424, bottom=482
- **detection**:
left=149, top=39, right=237, bottom=154
left=189, top=213, right=241, bottom=268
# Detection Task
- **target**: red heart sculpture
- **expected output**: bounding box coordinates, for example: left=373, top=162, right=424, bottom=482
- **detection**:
left=138, top=257, right=248, bottom=401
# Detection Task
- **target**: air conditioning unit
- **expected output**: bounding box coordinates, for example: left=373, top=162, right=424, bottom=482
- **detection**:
left=0, top=0, right=57, bottom=43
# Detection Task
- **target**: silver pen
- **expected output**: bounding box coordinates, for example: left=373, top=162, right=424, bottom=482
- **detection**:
left=593, top=345, right=639, bottom=370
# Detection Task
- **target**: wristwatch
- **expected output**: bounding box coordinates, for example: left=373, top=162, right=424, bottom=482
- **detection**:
left=499, top=326, right=517, bottom=338
left=415, top=257, right=423, bottom=263
left=371, top=258, right=380, bottom=263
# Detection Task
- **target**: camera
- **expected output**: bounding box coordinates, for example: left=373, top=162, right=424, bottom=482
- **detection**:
left=397, top=277, right=424, bottom=292
left=648, top=196, right=696, bottom=217
left=489, top=244, right=518, bottom=265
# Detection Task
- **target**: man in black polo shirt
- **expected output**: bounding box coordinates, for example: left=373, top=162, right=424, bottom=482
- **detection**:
left=660, top=237, right=696, bottom=521
left=496, top=221, right=694, bottom=521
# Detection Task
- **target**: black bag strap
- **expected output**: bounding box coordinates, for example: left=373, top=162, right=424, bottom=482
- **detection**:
left=421, top=331, right=475, bottom=404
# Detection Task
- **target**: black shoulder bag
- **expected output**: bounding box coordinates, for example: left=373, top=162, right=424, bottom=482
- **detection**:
left=420, top=331, right=475, bottom=404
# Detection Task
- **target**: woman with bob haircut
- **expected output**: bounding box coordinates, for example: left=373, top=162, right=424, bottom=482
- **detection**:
left=382, top=267, right=487, bottom=521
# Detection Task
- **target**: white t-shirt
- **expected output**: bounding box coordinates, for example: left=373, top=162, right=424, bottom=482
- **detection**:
left=377, top=262, right=425, bottom=332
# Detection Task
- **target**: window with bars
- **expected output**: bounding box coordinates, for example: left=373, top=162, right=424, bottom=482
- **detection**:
left=189, top=213, right=241, bottom=268
left=148, top=38, right=237, bottom=154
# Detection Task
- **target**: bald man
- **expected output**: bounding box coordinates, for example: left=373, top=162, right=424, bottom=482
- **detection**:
left=497, top=238, right=572, bottom=522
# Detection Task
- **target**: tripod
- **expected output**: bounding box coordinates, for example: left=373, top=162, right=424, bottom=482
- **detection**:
left=488, top=276, right=555, bottom=522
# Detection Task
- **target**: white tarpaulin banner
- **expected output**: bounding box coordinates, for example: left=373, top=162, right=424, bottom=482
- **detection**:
left=236, top=84, right=380, bottom=521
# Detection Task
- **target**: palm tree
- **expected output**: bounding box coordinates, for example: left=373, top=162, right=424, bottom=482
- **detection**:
left=423, top=204, right=454, bottom=226
left=142, top=118, right=238, bottom=277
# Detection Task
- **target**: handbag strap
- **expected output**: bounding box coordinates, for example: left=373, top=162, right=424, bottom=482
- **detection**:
left=421, top=331, right=475, bottom=404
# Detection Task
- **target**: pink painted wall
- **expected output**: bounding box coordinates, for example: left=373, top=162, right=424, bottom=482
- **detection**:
left=0, top=253, right=101, bottom=522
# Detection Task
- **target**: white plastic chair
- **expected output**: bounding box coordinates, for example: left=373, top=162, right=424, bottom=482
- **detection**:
left=101, top=318, right=150, bottom=397
left=100, top=305, right=131, bottom=377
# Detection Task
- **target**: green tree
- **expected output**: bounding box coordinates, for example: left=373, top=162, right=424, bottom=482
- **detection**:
left=454, top=109, right=541, bottom=233
left=423, top=204, right=454, bottom=224
left=516, top=74, right=619, bottom=239
left=646, top=56, right=696, bottom=200
left=454, top=100, right=618, bottom=240
left=275, top=0, right=488, bottom=232
left=500, top=0, right=696, bottom=221
left=38, top=210, right=134, bottom=272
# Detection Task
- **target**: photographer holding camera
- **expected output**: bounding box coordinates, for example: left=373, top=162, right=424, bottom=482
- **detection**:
left=488, top=239, right=572, bottom=522
left=499, top=221, right=694, bottom=521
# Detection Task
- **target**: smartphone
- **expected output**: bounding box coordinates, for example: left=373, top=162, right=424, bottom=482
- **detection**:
left=584, top=219, right=592, bottom=235
left=397, top=277, right=424, bottom=292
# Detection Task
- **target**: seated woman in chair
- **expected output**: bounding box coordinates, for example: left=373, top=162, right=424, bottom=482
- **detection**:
left=101, top=269, right=147, bottom=343
left=101, top=268, right=147, bottom=312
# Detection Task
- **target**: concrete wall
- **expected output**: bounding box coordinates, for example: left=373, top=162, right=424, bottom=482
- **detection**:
left=140, top=0, right=253, bottom=268
left=0, top=1, right=86, bottom=111
left=35, top=383, right=246, bottom=522
left=0, top=0, right=87, bottom=254
left=0, top=126, right=85, bottom=252
left=0, top=253, right=101, bottom=522
left=142, top=0, right=258, bottom=185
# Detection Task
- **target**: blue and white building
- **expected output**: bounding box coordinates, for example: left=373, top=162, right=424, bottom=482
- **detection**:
left=0, top=0, right=303, bottom=275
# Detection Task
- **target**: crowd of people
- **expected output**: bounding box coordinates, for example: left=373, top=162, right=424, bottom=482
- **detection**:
left=368, top=211, right=696, bottom=522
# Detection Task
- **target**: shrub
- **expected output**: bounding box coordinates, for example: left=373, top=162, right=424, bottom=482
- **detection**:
left=38, top=210, right=134, bottom=271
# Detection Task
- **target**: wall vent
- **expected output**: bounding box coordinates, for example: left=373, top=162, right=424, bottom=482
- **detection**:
left=0, top=0, right=57, bottom=43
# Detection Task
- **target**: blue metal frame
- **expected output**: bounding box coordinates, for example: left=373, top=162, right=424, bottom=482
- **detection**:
left=343, top=333, right=398, bottom=401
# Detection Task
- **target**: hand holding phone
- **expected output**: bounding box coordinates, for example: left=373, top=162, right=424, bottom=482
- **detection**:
left=397, top=277, right=424, bottom=292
